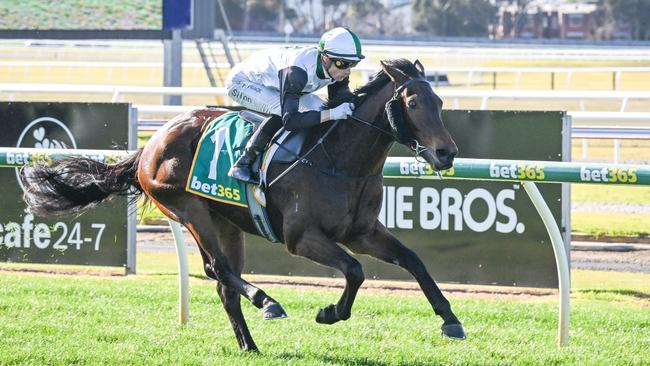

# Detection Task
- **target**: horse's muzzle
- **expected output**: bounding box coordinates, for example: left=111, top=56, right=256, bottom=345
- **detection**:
left=436, top=148, right=456, bottom=169
left=422, top=148, right=456, bottom=171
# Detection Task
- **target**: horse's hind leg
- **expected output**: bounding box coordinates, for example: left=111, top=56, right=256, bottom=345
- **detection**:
left=287, top=231, right=365, bottom=325
left=180, top=199, right=286, bottom=320
left=210, top=215, right=258, bottom=351
left=344, top=224, right=466, bottom=340
left=195, top=241, right=255, bottom=350
left=217, top=282, right=257, bottom=351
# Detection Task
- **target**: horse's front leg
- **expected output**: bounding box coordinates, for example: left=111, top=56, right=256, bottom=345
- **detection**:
left=344, top=223, right=466, bottom=340
left=287, top=231, right=365, bottom=324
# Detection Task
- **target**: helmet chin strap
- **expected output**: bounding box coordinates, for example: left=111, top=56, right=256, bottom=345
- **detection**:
left=320, top=55, right=334, bottom=80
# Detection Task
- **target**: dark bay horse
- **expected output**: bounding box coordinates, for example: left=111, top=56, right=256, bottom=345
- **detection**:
left=21, top=59, right=464, bottom=351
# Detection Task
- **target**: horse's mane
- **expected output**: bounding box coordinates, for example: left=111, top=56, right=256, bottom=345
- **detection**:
left=323, top=58, right=422, bottom=109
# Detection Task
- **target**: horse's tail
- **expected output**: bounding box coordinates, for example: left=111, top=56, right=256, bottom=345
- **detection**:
left=20, top=149, right=144, bottom=217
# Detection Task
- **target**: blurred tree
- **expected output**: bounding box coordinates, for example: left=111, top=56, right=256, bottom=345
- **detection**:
left=509, top=0, right=534, bottom=38
left=322, top=0, right=349, bottom=31
left=248, top=0, right=280, bottom=31
left=412, top=0, right=497, bottom=37
left=216, top=0, right=285, bottom=32
left=347, top=0, right=388, bottom=34
left=601, top=0, right=650, bottom=40
left=215, top=0, right=244, bottom=30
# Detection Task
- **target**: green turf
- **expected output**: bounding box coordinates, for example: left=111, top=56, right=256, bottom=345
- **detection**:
left=0, top=270, right=648, bottom=365
left=572, top=211, right=650, bottom=237
left=572, top=185, right=650, bottom=205
left=0, top=0, right=161, bottom=30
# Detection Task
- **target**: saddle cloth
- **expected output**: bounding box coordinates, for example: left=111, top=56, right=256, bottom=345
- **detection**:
left=186, top=110, right=308, bottom=243
left=186, top=111, right=253, bottom=207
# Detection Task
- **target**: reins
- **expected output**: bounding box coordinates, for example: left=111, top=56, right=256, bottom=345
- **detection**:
left=267, top=119, right=341, bottom=187
left=348, top=114, right=393, bottom=137
left=267, top=77, right=435, bottom=187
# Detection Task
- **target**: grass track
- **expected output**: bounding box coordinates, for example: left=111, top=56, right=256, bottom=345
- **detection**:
left=572, top=212, right=650, bottom=236
left=0, top=269, right=648, bottom=365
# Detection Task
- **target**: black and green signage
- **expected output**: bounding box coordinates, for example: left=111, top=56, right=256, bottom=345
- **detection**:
left=243, top=110, right=568, bottom=288
left=0, top=102, right=132, bottom=268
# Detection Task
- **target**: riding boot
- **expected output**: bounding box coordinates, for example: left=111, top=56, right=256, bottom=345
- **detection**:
left=228, top=126, right=272, bottom=185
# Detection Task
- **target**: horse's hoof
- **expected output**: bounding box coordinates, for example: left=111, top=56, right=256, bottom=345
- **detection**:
left=262, top=303, right=287, bottom=320
left=242, top=344, right=260, bottom=352
left=315, top=304, right=339, bottom=325
left=441, top=323, right=466, bottom=340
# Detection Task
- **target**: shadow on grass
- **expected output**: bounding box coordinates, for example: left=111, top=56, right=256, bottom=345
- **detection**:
left=268, top=352, right=433, bottom=366
left=578, top=288, right=650, bottom=300
left=140, top=272, right=210, bottom=281
left=318, top=355, right=440, bottom=366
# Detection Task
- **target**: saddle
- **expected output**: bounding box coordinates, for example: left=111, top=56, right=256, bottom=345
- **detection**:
left=238, top=110, right=311, bottom=244
left=239, top=110, right=310, bottom=165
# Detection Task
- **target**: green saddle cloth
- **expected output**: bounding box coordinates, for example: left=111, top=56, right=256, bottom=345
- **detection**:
left=186, top=111, right=254, bottom=207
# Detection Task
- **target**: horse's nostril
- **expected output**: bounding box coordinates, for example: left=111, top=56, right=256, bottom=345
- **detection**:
left=436, top=149, right=456, bottom=164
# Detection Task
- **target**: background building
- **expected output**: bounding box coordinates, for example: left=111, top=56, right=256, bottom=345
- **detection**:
left=495, top=1, right=632, bottom=40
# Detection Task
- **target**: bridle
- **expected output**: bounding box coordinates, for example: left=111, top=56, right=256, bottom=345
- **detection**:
left=350, top=78, right=432, bottom=161
left=267, top=77, right=437, bottom=187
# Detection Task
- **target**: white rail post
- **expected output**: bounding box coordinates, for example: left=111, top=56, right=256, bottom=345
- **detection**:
left=620, top=97, right=628, bottom=112
left=168, top=219, right=190, bottom=325
left=111, top=88, right=120, bottom=103
left=515, top=71, right=522, bottom=89
left=480, top=96, right=489, bottom=110
left=521, top=181, right=570, bottom=347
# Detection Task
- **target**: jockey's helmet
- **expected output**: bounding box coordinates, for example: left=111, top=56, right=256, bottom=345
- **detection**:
left=318, top=27, right=365, bottom=62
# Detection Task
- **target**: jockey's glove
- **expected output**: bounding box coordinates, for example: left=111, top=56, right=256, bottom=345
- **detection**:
left=326, top=102, right=355, bottom=121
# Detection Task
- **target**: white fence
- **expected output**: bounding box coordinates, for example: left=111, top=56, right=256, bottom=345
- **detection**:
left=358, top=66, right=650, bottom=90
left=134, top=104, right=650, bottom=137
left=2, top=83, right=649, bottom=163
left=3, top=83, right=650, bottom=112
left=134, top=105, right=650, bottom=164
left=0, top=83, right=229, bottom=103
left=3, top=60, right=650, bottom=90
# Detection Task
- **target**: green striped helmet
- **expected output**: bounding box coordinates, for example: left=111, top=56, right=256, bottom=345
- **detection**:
left=318, top=27, right=364, bottom=61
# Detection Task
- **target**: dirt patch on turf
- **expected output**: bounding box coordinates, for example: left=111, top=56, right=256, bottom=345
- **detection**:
left=0, top=265, right=124, bottom=277
left=243, top=274, right=557, bottom=301
left=0, top=265, right=555, bottom=301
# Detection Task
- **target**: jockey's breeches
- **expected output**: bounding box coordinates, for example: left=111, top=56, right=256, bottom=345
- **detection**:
left=226, top=73, right=325, bottom=117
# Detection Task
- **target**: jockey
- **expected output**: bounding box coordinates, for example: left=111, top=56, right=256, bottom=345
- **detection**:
left=226, top=27, right=364, bottom=185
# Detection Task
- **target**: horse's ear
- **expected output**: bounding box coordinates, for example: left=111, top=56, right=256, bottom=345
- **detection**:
left=414, top=59, right=425, bottom=77
left=380, top=61, right=409, bottom=84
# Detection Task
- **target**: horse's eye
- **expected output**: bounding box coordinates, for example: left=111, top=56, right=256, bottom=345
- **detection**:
left=407, top=100, right=417, bottom=109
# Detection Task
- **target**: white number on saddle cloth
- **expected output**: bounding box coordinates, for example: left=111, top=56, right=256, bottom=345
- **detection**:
left=208, top=127, right=229, bottom=180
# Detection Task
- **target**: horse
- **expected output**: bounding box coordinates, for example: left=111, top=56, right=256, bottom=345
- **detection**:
left=20, top=59, right=464, bottom=352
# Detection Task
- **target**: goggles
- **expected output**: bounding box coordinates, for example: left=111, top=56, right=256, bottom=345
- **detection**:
left=332, top=58, right=359, bottom=70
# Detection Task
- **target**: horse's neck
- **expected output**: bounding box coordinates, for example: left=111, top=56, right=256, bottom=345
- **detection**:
left=328, top=82, right=395, bottom=177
